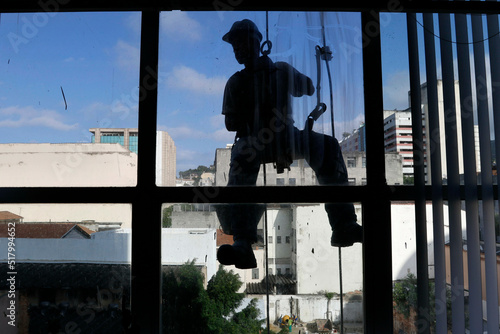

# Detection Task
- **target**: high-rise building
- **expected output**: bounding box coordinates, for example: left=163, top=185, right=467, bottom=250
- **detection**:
left=383, top=109, right=416, bottom=178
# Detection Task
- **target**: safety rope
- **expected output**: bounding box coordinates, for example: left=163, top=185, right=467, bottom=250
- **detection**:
left=317, top=12, right=344, bottom=333
left=263, top=12, right=271, bottom=334
left=316, top=12, right=335, bottom=139
left=261, top=12, right=343, bottom=333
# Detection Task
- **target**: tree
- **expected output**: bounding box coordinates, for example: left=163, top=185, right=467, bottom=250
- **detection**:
left=393, top=273, right=453, bottom=332
left=319, top=290, right=337, bottom=320
left=162, top=262, right=264, bottom=333
left=162, top=206, right=173, bottom=228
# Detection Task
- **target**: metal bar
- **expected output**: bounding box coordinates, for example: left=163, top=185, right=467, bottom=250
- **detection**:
left=0, top=184, right=498, bottom=205
left=407, top=12, right=430, bottom=334
left=2, top=0, right=500, bottom=14
left=423, top=12, right=448, bottom=334
left=487, top=10, right=500, bottom=329
left=438, top=12, right=466, bottom=334
left=471, top=10, right=500, bottom=332
left=361, top=10, right=393, bottom=334
left=131, top=9, right=161, bottom=333
left=263, top=164, right=270, bottom=334
left=454, top=9, right=483, bottom=333
left=338, top=248, right=343, bottom=334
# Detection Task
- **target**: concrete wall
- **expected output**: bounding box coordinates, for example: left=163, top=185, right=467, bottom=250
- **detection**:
left=294, top=204, right=363, bottom=295
left=244, top=294, right=363, bottom=324
left=0, top=143, right=137, bottom=187
left=171, top=210, right=219, bottom=229
left=391, top=202, right=467, bottom=281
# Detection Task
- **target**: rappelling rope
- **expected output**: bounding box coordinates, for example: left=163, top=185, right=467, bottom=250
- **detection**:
left=317, top=12, right=344, bottom=333
left=262, top=12, right=271, bottom=334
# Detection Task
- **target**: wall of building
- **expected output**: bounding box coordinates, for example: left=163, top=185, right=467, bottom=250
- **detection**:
left=293, top=204, right=363, bottom=295
left=156, top=131, right=176, bottom=186
left=245, top=294, right=363, bottom=324
left=171, top=210, right=219, bottom=229
left=215, top=148, right=317, bottom=186
left=0, top=143, right=137, bottom=187
left=391, top=202, right=467, bottom=281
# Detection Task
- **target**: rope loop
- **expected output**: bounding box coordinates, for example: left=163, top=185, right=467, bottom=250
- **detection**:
left=261, top=40, right=272, bottom=56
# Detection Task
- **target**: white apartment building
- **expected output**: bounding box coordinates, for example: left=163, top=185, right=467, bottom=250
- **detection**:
left=342, top=80, right=483, bottom=184
left=384, top=109, right=416, bottom=178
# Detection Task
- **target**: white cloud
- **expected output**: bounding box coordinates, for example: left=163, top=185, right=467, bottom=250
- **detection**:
left=114, top=40, right=140, bottom=72
left=166, top=65, right=227, bottom=96
left=164, top=126, right=206, bottom=140
left=125, top=12, right=142, bottom=35
left=63, top=56, right=85, bottom=63
left=161, top=11, right=202, bottom=42
left=0, top=106, right=77, bottom=131
left=161, top=123, right=233, bottom=143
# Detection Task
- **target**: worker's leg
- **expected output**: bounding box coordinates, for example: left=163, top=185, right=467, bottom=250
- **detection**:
left=297, top=128, right=362, bottom=247
left=216, top=136, right=265, bottom=268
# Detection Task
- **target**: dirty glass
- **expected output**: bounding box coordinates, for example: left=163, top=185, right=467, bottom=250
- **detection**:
left=0, top=12, right=140, bottom=187
left=157, top=11, right=365, bottom=187
left=0, top=203, right=132, bottom=332
left=160, top=202, right=363, bottom=333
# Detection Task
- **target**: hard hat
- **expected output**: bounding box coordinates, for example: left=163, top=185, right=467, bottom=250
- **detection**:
left=222, top=19, right=263, bottom=44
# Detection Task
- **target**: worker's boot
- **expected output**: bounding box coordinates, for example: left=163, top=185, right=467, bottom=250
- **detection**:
left=217, top=238, right=257, bottom=269
left=326, top=203, right=362, bottom=247
left=215, top=204, right=264, bottom=269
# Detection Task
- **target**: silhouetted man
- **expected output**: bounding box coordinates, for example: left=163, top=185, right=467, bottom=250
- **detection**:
left=216, top=19, right=362, bottom=269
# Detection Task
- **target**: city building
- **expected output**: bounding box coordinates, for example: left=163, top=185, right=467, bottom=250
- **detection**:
left=339, top=125, right=366, bottom=153
left=0, top=225, right=216, bottom=332
left=0, top=143, right=137, bottom=187
left=383, top=109, right=415, bottom=178
left=90, top=128, right=139, bottom=154
left=90, top=128, right=177, bottom=186
left=215, top=145, right=403, bottom=186
left=341, top=80, right=483, bottom=184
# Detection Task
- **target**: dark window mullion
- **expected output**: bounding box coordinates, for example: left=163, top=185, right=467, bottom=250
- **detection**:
left=361, top=10, right=393, bottom=334
left=131, top=9, right=161, bottom=333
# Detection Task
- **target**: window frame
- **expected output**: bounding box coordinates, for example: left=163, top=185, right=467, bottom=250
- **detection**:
left=1, top=2, right=500, bottom=334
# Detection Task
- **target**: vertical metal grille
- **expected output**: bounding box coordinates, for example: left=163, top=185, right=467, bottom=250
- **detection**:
left=413, top=8, right=500, bottom=333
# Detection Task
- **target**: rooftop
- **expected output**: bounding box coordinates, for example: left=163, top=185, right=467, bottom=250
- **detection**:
left=0, top=211, right=23, bottom=221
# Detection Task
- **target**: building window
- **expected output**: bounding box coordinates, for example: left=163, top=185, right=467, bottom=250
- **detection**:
left=286, top=236, right=291, bottom=244
left=277, top=236, right=282, bottom=244
left=252, top=268, right=259, bottom=280
left=347, top=157, right=357, bottom=168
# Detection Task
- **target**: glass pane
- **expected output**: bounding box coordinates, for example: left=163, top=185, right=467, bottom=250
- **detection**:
left=161, top=202, right=363, bottom=333
left=379, top=13, right=414, bottom=186
left=157, top=11, right=365, bottom=187
left=0, top=204, right=131, bottom=332
left=0, top=12, right=140, bottom=187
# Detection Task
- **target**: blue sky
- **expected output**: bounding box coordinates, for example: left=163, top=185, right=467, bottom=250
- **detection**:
left=0, top=11, right=410, bottom=174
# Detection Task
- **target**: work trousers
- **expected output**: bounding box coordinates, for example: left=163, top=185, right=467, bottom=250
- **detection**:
left=216, top=127, right=357, bottom=243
